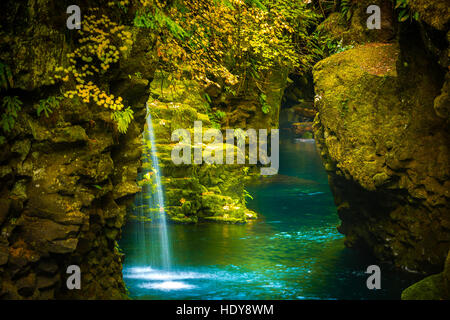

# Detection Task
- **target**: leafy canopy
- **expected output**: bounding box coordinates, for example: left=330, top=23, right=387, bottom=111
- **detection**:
left=135, top=0, right=320, bottom=91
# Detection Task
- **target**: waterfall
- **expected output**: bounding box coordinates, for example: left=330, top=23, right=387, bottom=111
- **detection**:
left=127, top=103, right=171, bottom=270
left=145, top=105, right=171, bottom=269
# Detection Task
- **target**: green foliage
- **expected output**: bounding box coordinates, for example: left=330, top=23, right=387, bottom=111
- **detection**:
left=128, top=72, right=143, bottom=80
left=114, top=241, right=125, bottom=255
left=395, top=0, right=419, bottom=22
left=0, top=65, right=19, bottom=142
left=308, top=32, right=326, bottom=62
left=204, top=93, right=212, bottom=103
left=133, top=10, right=155, bottom=28
left=214, top=110, right=226, bottom=119
left=224, top=86, right=237, bottom=96
left=37, top=95, right=62, bottom=118
left=326, top=39, right=354, bottom=54
left=116, top=1, right=128, bottom=13
left=1, top=96, right=22, bottom=133
left=0, top=62, right=13, bottom=90
left=259, top=93, right=271, bottom=114
left=203, top=93, right=224, bottom=129
left=242, top=0, right=320, bottom=74
left=244, top=0, right=265, bottom=10
left=316, top=0, right=335, bottom=14
left=111, top=106, right=134, bottom=134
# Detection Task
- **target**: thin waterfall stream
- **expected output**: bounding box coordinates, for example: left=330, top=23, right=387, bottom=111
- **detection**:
left=122, top=104, right=178, bottom=290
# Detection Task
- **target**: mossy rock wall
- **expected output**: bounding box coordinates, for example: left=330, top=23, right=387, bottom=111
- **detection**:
left=401, top=249, right=450, bottom=300
left=142, top=75, right=258, bottom=224
left=312, top=38, right=449, bottom=273
left=318, top=0, right=396, bottom=46
left=0, top=0, right=157, bottom=299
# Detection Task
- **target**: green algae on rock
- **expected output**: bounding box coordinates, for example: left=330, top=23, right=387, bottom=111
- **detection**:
left=313, top=42, right=450, bottom=273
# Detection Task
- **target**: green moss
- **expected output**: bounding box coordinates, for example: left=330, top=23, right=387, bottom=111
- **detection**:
left=408, top=0, right=450, bottom=30
left=313, top=43, right=400, bottom=191
left=51, top=126, right=89, bottom=143
left=313, top=40, right=450, bottom=272
left=372, top=172, right=390, bottom=187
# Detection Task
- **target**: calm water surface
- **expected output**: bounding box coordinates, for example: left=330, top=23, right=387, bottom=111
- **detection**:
left=120, top=139, right=419, bottom=299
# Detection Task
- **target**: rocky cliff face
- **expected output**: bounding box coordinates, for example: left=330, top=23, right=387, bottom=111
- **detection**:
left=312, top=4, right=449, bottom=274
left=0, top=0, right=156, bottom=299
left=130, top=74, right=259, bottom=225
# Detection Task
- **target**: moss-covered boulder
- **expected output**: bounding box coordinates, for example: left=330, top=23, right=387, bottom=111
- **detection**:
left=313, top=42, right=450, bottom=273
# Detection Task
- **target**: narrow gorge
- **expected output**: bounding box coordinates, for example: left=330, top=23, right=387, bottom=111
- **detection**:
left=0, top=0, right=448, bottom=300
